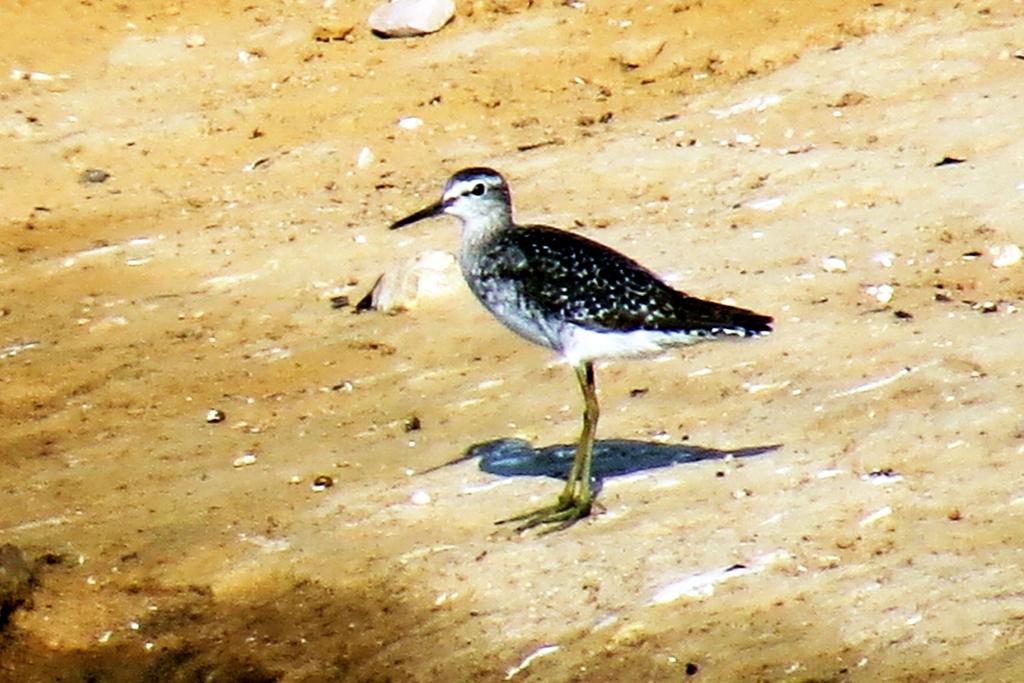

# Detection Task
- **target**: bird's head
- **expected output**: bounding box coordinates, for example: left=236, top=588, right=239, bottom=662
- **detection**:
left=390, top=167, right=512, bottom=230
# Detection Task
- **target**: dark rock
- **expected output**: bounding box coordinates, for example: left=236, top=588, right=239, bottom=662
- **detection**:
left=0, top=544, right=35, bottom=628
left=79, top=168, right=111, bottom=184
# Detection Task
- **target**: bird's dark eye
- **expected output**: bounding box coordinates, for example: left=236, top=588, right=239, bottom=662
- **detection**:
left=470, top=183, right=485, bottom=196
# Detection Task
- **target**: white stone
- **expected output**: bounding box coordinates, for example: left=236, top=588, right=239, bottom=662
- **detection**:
left=859, top=506, right=892, bottom=527
left=232, top=453, right=258, bottom=468
left=356, top=146, right=374, bottom=168
left=369, top=0, right=455, bottom=38
left=872, top=251, right=895, bottom=267
left=821, top=256, right=847, bottom=273
left=746, top=196, right=783, bottom=211
left=990, top=243, right=1021, bottom=268
left=11, top=69, right=56, bottom=81
left=865, top=283, right=894, bottom=304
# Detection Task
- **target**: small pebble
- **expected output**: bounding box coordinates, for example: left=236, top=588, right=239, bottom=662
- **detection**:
left=745, top=196, right=783, bottom=211
left=79, top=168, right=110, bottom=184
left=990, top=244, right=1021, bottom=268
left=859, top=505, right=892, bottom=527
left=205, top=408, right=226, bottom=424
left=410, top=490, right=431, bottom=505
left=833, top=91, right=868, bottom=107
left=398, top=116, right=423, bottom=130
left=10, top=69, right=57, bottom=82
left=311, top=475, right=334, bottom=491
left=312, top=18, right=356, bottom=42
left=184, top=33, right=206, bottom=48
left=612, top=37, right=666, bottom=69
left=232, top=453, right=257, bottom=468
left=865, top=284, right=894, bottom=304
left=975, top=301, right=999, bottom=313
left=88, top=316, right=128, bottom=333
left=821, top=256, right=847, bottom=273
left=872, top=251, right=895, bottom=268
left=356, top=146, right=374, bottom=168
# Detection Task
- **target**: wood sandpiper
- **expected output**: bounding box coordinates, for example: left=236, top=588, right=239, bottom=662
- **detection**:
left=390, top=167, right=773, bottom=532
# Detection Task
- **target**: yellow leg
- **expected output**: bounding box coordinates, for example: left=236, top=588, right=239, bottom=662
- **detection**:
left=497, top=360, right=599, bottom=533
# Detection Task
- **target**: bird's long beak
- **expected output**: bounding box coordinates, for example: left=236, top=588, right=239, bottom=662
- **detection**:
left=389, top=200, right=445, bottom=230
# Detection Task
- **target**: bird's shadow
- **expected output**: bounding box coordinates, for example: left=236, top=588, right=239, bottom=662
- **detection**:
left=420, top=438, right=782, bottom=491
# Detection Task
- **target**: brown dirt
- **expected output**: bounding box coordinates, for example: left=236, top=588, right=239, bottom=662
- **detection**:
left=3, top=0, right=1024, bottom=680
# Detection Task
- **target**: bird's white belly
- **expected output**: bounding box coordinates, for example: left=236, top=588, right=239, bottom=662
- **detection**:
left=561, top=325, right=705, bottom=365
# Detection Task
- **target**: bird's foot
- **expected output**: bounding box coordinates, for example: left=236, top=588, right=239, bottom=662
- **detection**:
left=496, top=494, right=596, bottom=534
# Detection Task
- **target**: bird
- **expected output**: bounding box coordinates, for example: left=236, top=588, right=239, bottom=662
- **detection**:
left=389, top=167, right=772, bottom=532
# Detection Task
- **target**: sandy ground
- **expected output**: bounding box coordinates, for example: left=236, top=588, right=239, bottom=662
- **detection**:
left=3, top=0, right=1024, bottom=680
